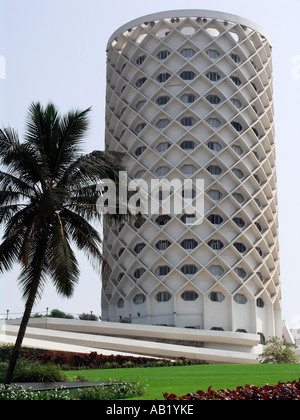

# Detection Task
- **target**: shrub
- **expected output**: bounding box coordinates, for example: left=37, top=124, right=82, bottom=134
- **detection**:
left=79, top=313, right=99, bottom=321
left=77, top=380, right=146, bottom=400
left=0, top=385, right=71, bottom=400
left=164, top=379, right=300, bottom=400
left=258, top=337, right=298, bottom=364
left=0, top=360, right=67, bottom=383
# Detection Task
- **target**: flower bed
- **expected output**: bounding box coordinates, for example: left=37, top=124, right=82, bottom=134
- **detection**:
left=164, top=379, right=300, bottom=400
left=1, top=345, right=205, bottom=369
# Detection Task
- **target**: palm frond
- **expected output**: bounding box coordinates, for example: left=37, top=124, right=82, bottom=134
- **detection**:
left=49, top=215, right=80, bottom=297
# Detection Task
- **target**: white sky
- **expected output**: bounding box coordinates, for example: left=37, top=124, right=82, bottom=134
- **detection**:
left=0, top=0, right=299, bottom=328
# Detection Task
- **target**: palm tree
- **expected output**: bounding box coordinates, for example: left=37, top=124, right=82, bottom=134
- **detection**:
left=0, top=102, right=124, bottom=384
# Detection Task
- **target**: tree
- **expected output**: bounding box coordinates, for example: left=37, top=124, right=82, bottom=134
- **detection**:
left=0, top=102, right=124, bottom=384
left=258, top=336, right=298, bottom=364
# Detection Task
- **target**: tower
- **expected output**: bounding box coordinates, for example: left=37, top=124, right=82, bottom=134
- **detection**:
left=102, top=10, right=282, bottom=341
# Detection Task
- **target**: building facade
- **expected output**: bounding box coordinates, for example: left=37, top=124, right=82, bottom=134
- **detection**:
left=102, top=10, right=282, bottom=341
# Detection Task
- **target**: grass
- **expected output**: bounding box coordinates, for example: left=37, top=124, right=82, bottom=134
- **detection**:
left=65, top=363, right=300, bottom=400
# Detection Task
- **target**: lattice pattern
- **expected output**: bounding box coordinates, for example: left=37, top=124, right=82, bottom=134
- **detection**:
left=102, top=11, right=281, bottom=339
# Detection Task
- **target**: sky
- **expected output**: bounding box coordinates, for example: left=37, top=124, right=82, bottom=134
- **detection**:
left=0, top=0, right=299, bottom=328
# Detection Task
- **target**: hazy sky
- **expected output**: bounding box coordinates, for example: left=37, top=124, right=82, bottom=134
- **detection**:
left=0, top=0, right=300, bottom=328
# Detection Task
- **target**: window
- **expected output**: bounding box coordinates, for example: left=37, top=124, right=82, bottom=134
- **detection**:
left=134, top=243, right=146, bottom=254
left=181, top=117, right=196, bottom=126
left=155, top=215, right=171, bottom=226
left=254, top=174, right=261, bottom=184
left=136, top=100, right=146, bottom=111
left=181, top=140, right=196, bottom=150
left=135, top=123, right=146, bottom=133
left=156, top=266, right=171, bottom=276
left=208, top=239, right=224, bottom=250
left=180, top=71, right=196, bottom=80
left=157, top=73, right=171, bottom=82
left=234, top=242, right=246, bottom=253
left=252, top=128, right=259, bottom=138
left=255, top=222, right=262, bottom=232
left=234, top=267, right=247, bottom=279
left=180, top=164, right=197, bottom=175
left=134, top=218, right=145, bottom=229
left=256, top=247, right=263, bottom=257
left=206, top=95, right=221, bottom=104
left=255, top=198, right=262, bottom=208
left=136, top=77, right=147, bottom=87
left=117, top=272, right=124, bottom=282
left=234, top=294, right=248, bottom=304
left=231, top=121, right=243, bottom=132
left=257, top=298, right=265, bottom=308
left=231, top=98, right=242, bottom=108
left=181, top=48, right=196, bottom=58
left=156, top=239, right=171, bottom=250
left=257, top=272, right=264, bottom=282
left=209, top=292, right=225, bottom=302
left=207, top=189, right=223, bottom=200
left=156, top=96, right=170, bottom=105
left=181, top=291, right=199, bottom=301
left=134, top=268, right=146, bottom=279
left=207, top=165, right=222, bottom=175
left=251, top=82, right=258, bottom=92
left=136, top=55, right=146, bottom=65
left=207, top=118, right=222, bottom=128
left=135, top=170, right=146, bottom=178
left=181, top=265, right=198, bottom=275
left=118, top=247, right=125, bottom=257
left=182, top=189, right=196, bottom=199
left=207, top=141, right=222, bottom=152
left=232, top=168, right=244, bottom=179
left=233, top=217, right=245, bottom=228
left=206, top=72, right=220, bottom=81
left=181, top=214, right=197, bottom=224
left=156, top=166, right=170, bottom=176
left=134, top=294, right=146, bottom=305
left=181, top=239, right=198, bottom=249
left=230, top=76, right=242, bottom=86
left=156, top=119, right=170, bottom=129
left=135, top=146, right=146, bottom=156
left=207, top=214, right=223, bottom=225
left=206, top=49, right=220, bottom=59
left=232, top=144, right=243, bottom=155
left=156, top=142, right=171, bottom=152
left=117, top=298, right=124, bottom=308
left=155, top=291, right=171, bottom=302
left=157, top=50, right=170, bottom=60
left=180, top=94, right=196, bottom=104
left=232, top=193, right=244, bottom=203
left=230, top=53, right=241, bottom=63
left=208, top=265, right=224, bottom=277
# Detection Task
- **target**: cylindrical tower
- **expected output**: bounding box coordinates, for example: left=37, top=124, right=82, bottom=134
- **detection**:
left=102, top=10, right=281, bottom=340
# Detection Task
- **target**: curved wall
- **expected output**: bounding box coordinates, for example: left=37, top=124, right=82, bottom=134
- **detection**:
left=102, top=10, right=281, bottom=340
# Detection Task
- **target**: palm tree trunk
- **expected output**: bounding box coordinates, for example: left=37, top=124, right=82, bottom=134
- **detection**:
left=4, top=275, right=40, bottom=385
left=4, top=244, right=46, bottom=385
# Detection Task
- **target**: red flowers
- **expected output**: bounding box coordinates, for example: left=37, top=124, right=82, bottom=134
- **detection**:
left=164, top=379, right=300, bottom=400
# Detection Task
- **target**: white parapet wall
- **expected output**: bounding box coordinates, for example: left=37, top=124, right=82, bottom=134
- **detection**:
left=1, top=318, right=262, bottom=364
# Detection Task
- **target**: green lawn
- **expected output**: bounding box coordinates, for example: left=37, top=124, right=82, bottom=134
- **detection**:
left=65, top=363, right=300, bottom=400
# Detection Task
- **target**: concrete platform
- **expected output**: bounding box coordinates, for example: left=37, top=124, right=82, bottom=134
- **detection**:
left=0, top=318, right=262, bottom=364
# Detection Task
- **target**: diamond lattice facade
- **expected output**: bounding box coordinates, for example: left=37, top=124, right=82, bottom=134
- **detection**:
left=102, top=10, right=282, bottom=341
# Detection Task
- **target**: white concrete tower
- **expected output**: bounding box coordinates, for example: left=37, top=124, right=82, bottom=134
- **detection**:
left=102, top=10, right=282, bottom=342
